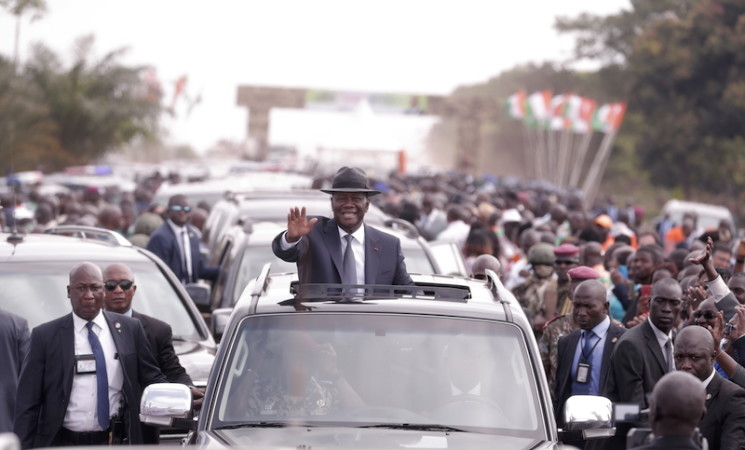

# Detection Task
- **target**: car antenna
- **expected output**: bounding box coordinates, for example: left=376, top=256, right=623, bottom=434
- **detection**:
left=5, top=132, right=23, bottom=244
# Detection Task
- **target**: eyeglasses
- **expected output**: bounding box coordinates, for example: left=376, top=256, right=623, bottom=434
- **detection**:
left=693, top=311, right=717, bottom=320
left=104, top=280, right=134, bottom=291
left=169, top=205, right=192, bottom=213
left=555, top=260, right=577, bottom=266
left=652, top=297, right=683, bottom=307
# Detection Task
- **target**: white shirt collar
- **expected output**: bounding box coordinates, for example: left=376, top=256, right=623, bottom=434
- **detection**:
left=167, top=218, right=187, bottom=235
left=337, top=225, right=365, bottom=245
left=702, top=368, right=716, bottom=388
left=648, top=317, right=673, bottom=346
left=72, top=310, right=107, bottom=333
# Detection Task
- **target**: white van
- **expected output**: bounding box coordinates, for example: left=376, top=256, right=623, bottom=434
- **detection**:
left=660, top=199, right=736, bottom=234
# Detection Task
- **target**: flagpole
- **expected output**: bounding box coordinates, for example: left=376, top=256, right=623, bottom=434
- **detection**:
left=557, top=128, right=573, bottom=188
left=582, top=130, right=617, bottom=208
left=569, top=131, right=593, bottom=188
left=523, top=123, right=535, bottom=179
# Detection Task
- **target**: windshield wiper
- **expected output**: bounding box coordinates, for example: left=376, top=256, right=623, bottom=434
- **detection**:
left=358, top=423, right=466, bottom=432
left=215, top=422, right=289, bottom=430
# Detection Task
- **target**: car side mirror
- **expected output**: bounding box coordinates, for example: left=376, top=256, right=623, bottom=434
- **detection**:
left=559, top=395, right=615, bottom=440
left=210, top=307, right=232, bottom=342
left=140, top=383, right=194, bottom=429
left=186, top=282, right=211, bottom=311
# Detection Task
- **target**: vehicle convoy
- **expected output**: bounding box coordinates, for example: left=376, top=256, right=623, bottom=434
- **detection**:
left=0, top=226, right=216, bottom=387
left=141, top=266, right=613, bottom=448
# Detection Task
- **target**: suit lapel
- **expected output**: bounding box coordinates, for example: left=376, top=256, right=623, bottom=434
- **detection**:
left=642, top=321, right=667, bottom=373
left=706, top=373, right=720, bottom=407
left=600, top=325, right=622, bottom=387
left=61, top=314, right=76, bottom=400
left=324, top=220, right=344, bottom=279
left=104, top=311, right=126, bottom=359
left=364, top=225, right=379, bottom=284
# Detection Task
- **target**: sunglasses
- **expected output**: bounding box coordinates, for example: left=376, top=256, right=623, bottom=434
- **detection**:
left=104, top=280, right=134, bottom=291
left=169, top=205, right=192, bottom=213
left=693, top=311, right=717, bottom=320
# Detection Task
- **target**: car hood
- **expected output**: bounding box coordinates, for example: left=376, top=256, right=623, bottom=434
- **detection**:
left=196, top=427, right=558, bottom=449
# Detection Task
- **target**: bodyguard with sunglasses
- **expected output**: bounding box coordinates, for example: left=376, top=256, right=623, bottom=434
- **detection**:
left=102, top=263, right=203, bottom=443
left=147, top=194, right=219, bottom=285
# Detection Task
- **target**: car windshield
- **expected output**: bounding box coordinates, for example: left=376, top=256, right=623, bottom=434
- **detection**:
left=211, top=313, right=544, bottom=439
left=0, top=260, right=201, bottom=341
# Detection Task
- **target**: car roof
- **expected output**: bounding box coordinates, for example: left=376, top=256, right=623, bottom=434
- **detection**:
left=0, top=232, right=148, bottom=263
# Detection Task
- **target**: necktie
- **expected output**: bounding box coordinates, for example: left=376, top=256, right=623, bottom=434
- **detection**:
left=583, top=330, right=597, bottom=359
left=342, top=234, right=357, bottom=285
left=181, top=229, right=192, bottom=283
left=86, top=322, right=110, bottom=430
left=665, top=338, right=674, bottom=372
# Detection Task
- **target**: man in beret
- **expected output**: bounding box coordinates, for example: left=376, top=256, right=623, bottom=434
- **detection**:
left=554, top=243, right=580, bottom=316
left=272, top=167, right=413, bottom=286
left=539, top=266, right=601, bottom=396
left=512, top=242, right=558, bottom=338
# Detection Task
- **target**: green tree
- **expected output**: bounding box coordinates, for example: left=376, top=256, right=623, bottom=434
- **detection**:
left=0, top=0, right=47, bottom=68
left=23, top=36, right=163, bottom=169
left=0, top=56, right=69, bottom=173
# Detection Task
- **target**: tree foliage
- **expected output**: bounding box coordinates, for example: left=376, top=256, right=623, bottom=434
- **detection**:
left=0, top=36, right=163, bottom=173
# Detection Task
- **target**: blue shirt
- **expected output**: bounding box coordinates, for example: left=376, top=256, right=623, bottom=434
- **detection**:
left=571, top=316, right=610, bottom=395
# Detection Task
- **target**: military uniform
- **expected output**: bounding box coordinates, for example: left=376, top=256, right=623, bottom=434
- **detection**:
left=539, top=314, right=578, bottom=396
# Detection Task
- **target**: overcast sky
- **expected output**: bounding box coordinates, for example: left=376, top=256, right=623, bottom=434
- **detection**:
left=0, top=0, right=630, bottom=154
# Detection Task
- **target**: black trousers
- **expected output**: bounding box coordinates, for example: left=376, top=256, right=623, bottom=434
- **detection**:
left=52, top=427, right=110, bottom=446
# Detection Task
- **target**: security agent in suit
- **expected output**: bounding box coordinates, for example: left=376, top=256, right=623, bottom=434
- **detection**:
left=272, top=167, right=413, bottom=286
left=555, top=280, right=625, bottom=428
left=14, top=262, right=166, bottom=449
left=102, top=263, right=204, bottom=444
left=602, top=277, right=684, bottom=450
left=631, top=371, right=706, bottom=450
left=146, top=194, right=219, bottom=285
left=674, top=325, right=745, bottom=450
left=0, top=308, right=29, bottom=433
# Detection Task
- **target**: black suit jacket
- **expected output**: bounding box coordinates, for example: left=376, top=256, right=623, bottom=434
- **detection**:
left=555, top=322, right=626, bottom=425
left=633, top=435, right=701, bottom=449
left=0, top=309, right=29, bottom=433
left=132, top=311, right=192, bottom=385
left=14, top=311, right=166, bottom=449
left=604, top=320, right=669, bottom=407
left=700, top=372, right=745, bottom=450
left=272, top=217, right=414, bottom=286
left=147, top=222, right=219, bottom=284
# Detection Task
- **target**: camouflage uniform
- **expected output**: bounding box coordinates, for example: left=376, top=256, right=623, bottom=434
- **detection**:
left=538, top=314, right=578, bottom=398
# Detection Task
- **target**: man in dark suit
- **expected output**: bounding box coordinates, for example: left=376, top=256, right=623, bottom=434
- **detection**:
left=555, top=280, right=625, bottom=430
left=631, top=371, right=705, bottom=450
left=147, top=194, right=219, bottom=285
left=14, top=262, right=166, bottom=449
left=0, top=308, right=29, bottom=433
left=272, top=167, right=413, bottom=286
left=602, top=277, right=684, bottom=450
left=102, top=263, right=203, bottom=443
left=674, top=325, right=745, bottom=450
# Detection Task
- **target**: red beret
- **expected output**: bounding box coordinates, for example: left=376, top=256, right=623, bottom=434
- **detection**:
left=554, top=243, right=580, bottom=258
left=567, top=266, right=600, bottom=281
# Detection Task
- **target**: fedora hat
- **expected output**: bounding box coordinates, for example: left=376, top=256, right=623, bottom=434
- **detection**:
left=320, top=167, right=380, bottom=195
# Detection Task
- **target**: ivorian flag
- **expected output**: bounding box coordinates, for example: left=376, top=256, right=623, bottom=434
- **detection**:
left=524, top=90, right=552, bottom=128
left=504, top=90, right=526, bottom=119
left=548, top=94, right=570, bottom=130
left=592, top=102, right=627, bottom=133
left=568, top=96, right=597, bottom=134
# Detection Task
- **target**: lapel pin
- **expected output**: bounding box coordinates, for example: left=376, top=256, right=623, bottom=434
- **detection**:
left=373, top=247, right=379, bottom=251
left=706, top=393, right=712, bottom=401
left=611, top=337, right=618, bottom=343
left=115, top=322, right=122, bottom=333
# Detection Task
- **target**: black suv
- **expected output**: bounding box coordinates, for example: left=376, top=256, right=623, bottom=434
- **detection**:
left=142, top=267, right=613, bottom=448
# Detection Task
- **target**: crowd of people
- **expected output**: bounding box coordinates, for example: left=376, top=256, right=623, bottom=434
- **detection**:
left=2, top=166, right=745, bottom=448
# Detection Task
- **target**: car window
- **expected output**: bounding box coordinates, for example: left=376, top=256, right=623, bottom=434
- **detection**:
left=212, top=314, right=542, bottom=438
left=0, top=261, right=201, bottom=341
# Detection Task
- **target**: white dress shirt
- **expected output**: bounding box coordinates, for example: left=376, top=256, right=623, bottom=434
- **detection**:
left=64, top=312, right=124, bottom=431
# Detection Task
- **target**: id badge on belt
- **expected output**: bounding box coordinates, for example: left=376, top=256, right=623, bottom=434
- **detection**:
left=576, top=362, right=591, bottom=384
left=75, top=354, right=96, bottom=374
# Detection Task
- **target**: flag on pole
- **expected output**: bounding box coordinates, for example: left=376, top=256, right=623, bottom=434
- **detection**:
left=504, top=90, right=526, bottom=119
left=548, top=94, right=570, bottom=130
left=592, top=102, right=627, bottom=133
left=570, top=97, right=597, bottom=134
left=524, top=90, right=552, bottom=128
